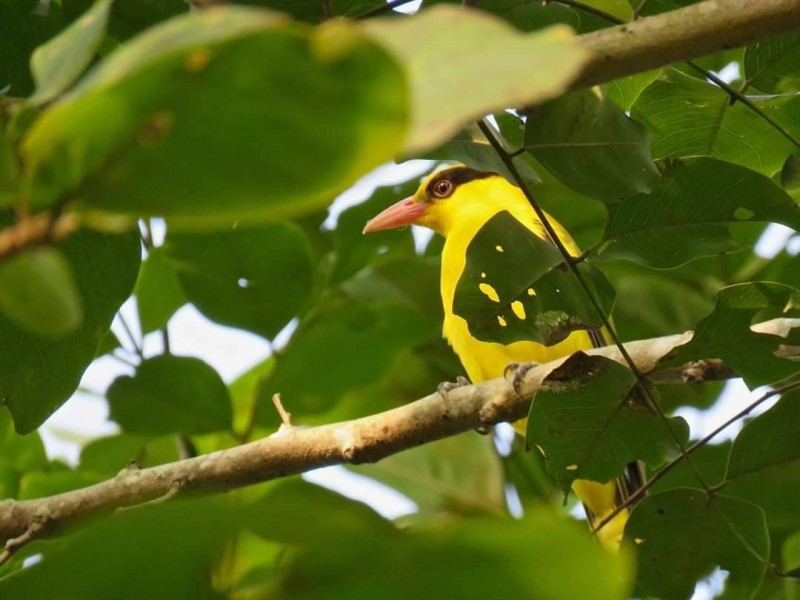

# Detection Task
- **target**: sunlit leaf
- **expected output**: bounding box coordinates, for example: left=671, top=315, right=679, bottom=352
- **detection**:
left=630, top=71, right=795, bottom=176
left=606, top=69, right=661, bottom=111
left=354, top=433, right=506, bottom=516
left=626, top=489, right=770, bottom=600
left=29, top=0, right=112, bottom=104
left=108, top=354, right=232, bottom=434
left=364, top=6, right=589, bottom=154
left=454, top=210, right=614, bottom=346
left=21, top=7, right=408, bottom=226
left=528, top=353, right=688, bottom=492
left=525, top=87, right=661, bottom=201
left=0, top=247, right=83, bottom=337
left=657, top=282, right=800, bottom=388
left=594, top=158, right=800, bottom=269
left=744, top=34, right=800, bottom=94
left=0, top=229, right=139, bottom=434
left=165, top=221, right=315, bottom=339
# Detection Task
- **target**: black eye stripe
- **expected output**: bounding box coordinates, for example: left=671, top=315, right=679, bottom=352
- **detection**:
left=425, top=167, right=497, bottom=197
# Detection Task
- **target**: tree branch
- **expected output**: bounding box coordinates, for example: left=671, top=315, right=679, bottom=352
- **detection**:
left=573, top=0, right=800, bottom=89
left=0, top=318, right=797, bottom=552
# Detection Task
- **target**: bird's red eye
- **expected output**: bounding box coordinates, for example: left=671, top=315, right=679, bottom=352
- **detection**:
left=432, top=179, right=454, bottom=198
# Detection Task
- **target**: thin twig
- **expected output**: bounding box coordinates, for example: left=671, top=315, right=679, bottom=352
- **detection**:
left=477, top=119, right=712, bottom=496
left=272, top=393, right=293, bottom=432
left=0, top=519, right=49, bottom=567
left=590, top=378, right=800, bottom=536
left=117, top=313, right=143, bottom=360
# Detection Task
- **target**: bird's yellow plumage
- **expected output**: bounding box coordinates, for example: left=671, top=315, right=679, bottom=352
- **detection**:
left=364, top=164, right=635, bottom=549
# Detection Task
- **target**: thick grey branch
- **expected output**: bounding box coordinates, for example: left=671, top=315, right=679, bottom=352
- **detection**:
left=0, top=318, right=797, bottom=549
left=574, top=0, right=800, bottom=88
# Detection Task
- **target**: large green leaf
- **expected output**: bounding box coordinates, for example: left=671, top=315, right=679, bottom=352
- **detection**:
left=107, top=354, right=232, bottom=435
left=727, top=389, right=800, bottom=479
left=469, top=0, right=615, bottom=33
left=606, top=69, right=661, bottom=112
left=630, top=71, right=795, bottom=177
left=21, top=7, right=408, bottom=226
left=453, top=210, right=615, bottom=346
left=594, top=158, right=800, bottom=269
left=0, top=229, right=140, bottom=433
left=524, top=87, right=661, bottom=201
left=0, top=497, right=237, bottom=599
left=354, top=432, right=506, bottom=516
left=743, top=34, right=800, bottom=94
left=657, top=282, right=800, bottom=389
left=363, top=5, right=589, bottom=154
left=626, top=489, right=770, bottom=600
left=275, top=508, right=633, bottom=600
left=134, top=246, right=186, bottom=334
left=165, top=221, right=314, bottom=339
left=528, top=353, right=688, bottom=492
left=29, top=0, right=113, bottom=104
left=254, top=299, right=435, bottom=427
left=0, top=247, right=83, bottom=337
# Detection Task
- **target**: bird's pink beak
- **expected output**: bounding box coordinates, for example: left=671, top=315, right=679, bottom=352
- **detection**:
left=362, top=197, right=428, bottom=233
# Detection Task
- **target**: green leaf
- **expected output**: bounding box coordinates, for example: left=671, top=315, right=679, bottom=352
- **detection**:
left=0, top=3, right=64, bottom=95
left=255, top=299, right=435, bottom=427
left=474, top=0, right=615, bottom=34
left=354, top=433, right=506, bottom=515
left=107, top=354, right=232, bottom=435
left=744, top=34, right=800, bottom=94
left=594, top=158, right=800, bottom=269
left=29, top=0, right=113, bottom=104
left=64, top=0, right=190, bottom=41
left=277, top=508, right=633, bottom=600
left=165, top=221, right=315, bottom=339
left=0, top=113, right=19, bottom=207
left=0, top=497, right=237, bottom=599
left=527, top=353, right=688, bottom=492
left=363, top=6, right=589, bottom=154
left=0, top=409, right=46, bottom=473
left=453, top=210, right=615, bottom=346
left=524, top=87, right=661, bottom=201
left=727, top=389, right=800, bottom=479
left=606, top=70, right=661, bottom=111
left=231, top=0, right=385, bottom=24
left=657, top=282, right=800, bottom=388
left=79, top=433, right=179, bottom=472
left=0, top=229, right=139, bottom=434
left=0, top=247, right=83, bottom=337
left=630, top=71, right=795, bottom=176
left=784, top=530, right=800, bottom=574
left=626, top=489, right=770, bottom=600
left=422, top=121, right=541, bottom=189
left=21, top=7, right=408, bottom=226
left=781, top=154, right=800, bottom=191
left=134, top=246, right=186, bottom=334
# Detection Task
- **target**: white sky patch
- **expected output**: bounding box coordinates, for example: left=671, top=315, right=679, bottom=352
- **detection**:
left=712, top=62, right=741, bottom=85
left=754, top=223, right=795, bottom=258
left=505, top=484, right=524, bottom=518
left=303, top=465, right=418, bottom=519
left=692, top=568, right=728, bottom=600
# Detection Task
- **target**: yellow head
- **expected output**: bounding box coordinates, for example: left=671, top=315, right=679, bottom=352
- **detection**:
left=362, top=165, right=511, bottom=237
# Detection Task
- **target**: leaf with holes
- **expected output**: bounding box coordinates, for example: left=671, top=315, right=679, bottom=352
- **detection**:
left=727, top=389, right=800, bottom=479
left=657, top=282, right=800, bottom=388
left=453, top=211, right=614, bottom=346
left=527, top=353, right=688, bottom=493
left=630, top=71, right=795, bottom=176
left=108, top=355, right=232, bottom=435
left=165, top=221, right=315, bottom=339
left=626, top=489, right=770, bottom=600
left=524, top=87, right=661, bottom=201
left=593, top=158, right=800, bottom=269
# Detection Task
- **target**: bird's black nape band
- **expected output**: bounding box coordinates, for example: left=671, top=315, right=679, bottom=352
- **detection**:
left=425, top=167, right=497, bottom=196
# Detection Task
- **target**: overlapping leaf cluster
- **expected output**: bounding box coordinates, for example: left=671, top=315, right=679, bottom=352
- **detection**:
left=0, top=1, right=799, bottom=598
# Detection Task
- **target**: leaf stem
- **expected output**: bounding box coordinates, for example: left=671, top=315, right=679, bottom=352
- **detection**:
left=477, top=118, right=712, bottom=496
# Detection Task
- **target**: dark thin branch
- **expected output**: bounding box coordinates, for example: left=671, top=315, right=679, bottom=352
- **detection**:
left=476, top=119, right=712, bottom=495
left=117, top=314, right=143, bottom=360
left=590, top=378, right=800, bottom=541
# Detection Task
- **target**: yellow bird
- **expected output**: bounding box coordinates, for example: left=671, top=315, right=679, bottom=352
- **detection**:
left=363, top=164, right=640, bottom=549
